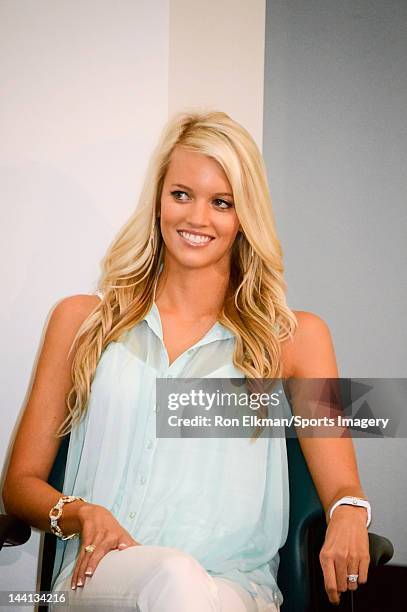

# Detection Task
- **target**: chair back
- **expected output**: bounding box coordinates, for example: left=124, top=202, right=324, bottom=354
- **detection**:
left=277, top=436, right=325, bottom=611
left=48, top=435, right=70, bottom=490
left=39, top=434, right=71, bottom=594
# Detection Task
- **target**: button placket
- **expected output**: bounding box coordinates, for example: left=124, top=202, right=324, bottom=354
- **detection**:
left=127, top=473, right=149, bottom=521
left=128, top=404, right=159, bottom=519
left=128, top=413, right=158, bottom=522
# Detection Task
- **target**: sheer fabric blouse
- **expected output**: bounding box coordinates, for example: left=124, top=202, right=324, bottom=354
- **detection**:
left=51, top=292, right=290, bottom=607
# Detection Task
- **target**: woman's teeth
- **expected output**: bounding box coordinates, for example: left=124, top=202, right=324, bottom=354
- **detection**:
left=178, top=231, right=213, bottom=246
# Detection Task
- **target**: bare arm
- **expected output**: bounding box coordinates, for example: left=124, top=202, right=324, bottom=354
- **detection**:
left=285, top=311, right=370, bottom=605
left=3, top=294, right=141, bottom=589
left=288, top=311, right=367, bottom=524
left=2, top=295, right=100, bottom=535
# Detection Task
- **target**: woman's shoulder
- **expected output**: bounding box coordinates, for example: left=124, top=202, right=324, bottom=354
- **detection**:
left=281, top=310, right=337, bottom=378
left=48, top=294, right=101, bottom=336
left=291, top=309, right=331, bottom=336
left=53, top=293, right=101, bottom=316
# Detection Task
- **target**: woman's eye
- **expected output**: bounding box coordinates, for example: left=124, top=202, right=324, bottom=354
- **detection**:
left=214, top=199, right=233, bottom=210
left=171, top=190, right=189, bottom=201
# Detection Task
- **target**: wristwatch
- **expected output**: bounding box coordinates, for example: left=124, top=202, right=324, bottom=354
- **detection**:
left=329, top=496, right=371, bottom=528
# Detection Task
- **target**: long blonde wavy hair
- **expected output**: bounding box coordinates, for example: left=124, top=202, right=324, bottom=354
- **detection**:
left=56, top=110, right=298, bottom=441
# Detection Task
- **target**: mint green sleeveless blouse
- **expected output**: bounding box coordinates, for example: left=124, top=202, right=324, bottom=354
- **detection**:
left=51, top=295, right=290, bottom=607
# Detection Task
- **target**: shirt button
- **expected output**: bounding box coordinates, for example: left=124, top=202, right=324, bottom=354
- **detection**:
left=139, top=475, right=146, bottom=485
left=129, top=511, right=136, bottom=519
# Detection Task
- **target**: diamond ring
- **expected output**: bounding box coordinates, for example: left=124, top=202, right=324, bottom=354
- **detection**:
left=347, top=574, right=359, bottom=583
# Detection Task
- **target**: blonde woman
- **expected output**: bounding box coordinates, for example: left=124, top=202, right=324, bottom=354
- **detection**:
left=2, top=111, right=370, bottom=611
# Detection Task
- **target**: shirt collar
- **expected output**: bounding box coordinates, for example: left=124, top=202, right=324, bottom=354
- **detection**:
left=142, top=302, right=235, bottom=347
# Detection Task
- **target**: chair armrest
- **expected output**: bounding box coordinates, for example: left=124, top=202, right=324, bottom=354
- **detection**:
left=368, top=531, right=394, bottom=566
left=0, top=514, right=31, bottom=550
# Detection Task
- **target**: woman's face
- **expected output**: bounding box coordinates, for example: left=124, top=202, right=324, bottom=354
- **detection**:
left=159, top=146, right=241, bottom=270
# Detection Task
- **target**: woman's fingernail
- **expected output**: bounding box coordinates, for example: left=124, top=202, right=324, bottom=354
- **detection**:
left=71, top=584, right=76, bottom=590
left=85, top=570, right=93, bottom=576
left=77, top=580, right=83, bottom=587
left=118, top=543, right=128, bottom=549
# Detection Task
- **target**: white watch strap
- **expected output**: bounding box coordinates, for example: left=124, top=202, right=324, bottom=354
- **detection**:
left=329, top=496, right=371, bottom=528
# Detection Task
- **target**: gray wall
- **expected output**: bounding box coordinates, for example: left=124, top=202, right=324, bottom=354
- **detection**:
left=264, top=0, right=407, bottom=565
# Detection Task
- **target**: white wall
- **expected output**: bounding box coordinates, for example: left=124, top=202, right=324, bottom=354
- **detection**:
left=0, top=0, right=170, bottom=596
left=169, top=0, right=266, bottom=149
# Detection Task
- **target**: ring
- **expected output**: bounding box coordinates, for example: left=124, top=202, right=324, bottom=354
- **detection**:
left=84, top=544, right=96, bottom=553
left=347, top=574, right=359, bottom=583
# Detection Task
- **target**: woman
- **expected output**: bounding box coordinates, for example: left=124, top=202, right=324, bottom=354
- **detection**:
left=2, top=111, right=370, bottom=611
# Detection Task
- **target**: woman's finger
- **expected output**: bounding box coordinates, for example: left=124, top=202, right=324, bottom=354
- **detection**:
left=71, top=521, right=97, bottom=589
left=116, top=535, right=141, bottom=550
left=71, top=541, right=91, bottom=589
left=82, top=540, right=116, bottom=579
left=320, top=553, right=340, bottom=605
left=76, top=534, right=109, bottom=587
left=71, top=546, right=88, bottom=590
left=73, top=527, right=101, bottom=588
left=74, top=544, right=96, bottom=588
left=334, top=553, right=349, bottom=594
left=358, top=554, right=370, bottom=585
left=346, top=557, right=360, bottom=592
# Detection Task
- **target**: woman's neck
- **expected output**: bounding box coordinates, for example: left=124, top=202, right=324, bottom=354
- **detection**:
left=154, top=261, right=230, bottom=320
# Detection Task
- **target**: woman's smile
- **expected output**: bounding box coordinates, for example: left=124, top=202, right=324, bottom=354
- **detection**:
left=177, top=230, right=215, bottom=247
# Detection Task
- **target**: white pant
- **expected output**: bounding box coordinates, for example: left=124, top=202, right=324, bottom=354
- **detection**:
left=52, top=545, right=279, bottom=611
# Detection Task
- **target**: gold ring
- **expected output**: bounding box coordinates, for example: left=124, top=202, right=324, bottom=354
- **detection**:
left=84, top=544, right=96, bottom=553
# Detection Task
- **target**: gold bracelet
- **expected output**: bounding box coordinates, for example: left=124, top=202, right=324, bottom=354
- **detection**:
left=49, top=495, right=87, bottom=540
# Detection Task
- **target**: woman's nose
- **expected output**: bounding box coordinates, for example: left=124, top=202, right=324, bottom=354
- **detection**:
left=185, top=198, right=212, bottom=226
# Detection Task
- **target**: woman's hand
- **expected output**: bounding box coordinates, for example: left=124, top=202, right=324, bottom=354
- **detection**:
left=71, top=503, right=141, bottom=590
left=319, top=505, right=370, bottom=605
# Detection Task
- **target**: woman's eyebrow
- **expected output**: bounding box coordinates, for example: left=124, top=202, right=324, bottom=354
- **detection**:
left=171, top=183, right=233, bottom=197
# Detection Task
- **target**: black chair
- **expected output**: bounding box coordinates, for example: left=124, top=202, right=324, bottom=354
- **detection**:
left=1, top=434, right=394, bottom=611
